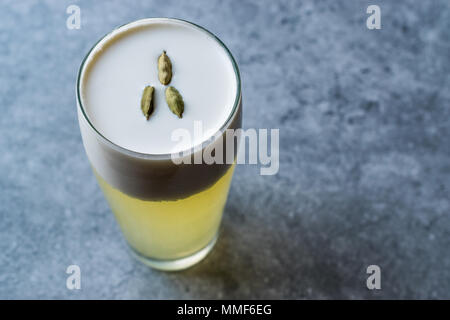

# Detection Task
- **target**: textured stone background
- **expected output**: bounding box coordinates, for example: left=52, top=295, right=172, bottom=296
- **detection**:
left=0, top=0, right=449, bottom=299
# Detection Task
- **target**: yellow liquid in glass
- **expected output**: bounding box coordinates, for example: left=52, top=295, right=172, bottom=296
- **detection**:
left=94, top=165, right=235, bottom=260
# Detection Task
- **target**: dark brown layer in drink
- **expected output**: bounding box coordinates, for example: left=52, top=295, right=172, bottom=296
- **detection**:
left=82, top=101, right=242, bottom=201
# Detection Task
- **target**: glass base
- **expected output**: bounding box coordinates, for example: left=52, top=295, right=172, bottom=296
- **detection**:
left=129, top=233, right=218, bottom=271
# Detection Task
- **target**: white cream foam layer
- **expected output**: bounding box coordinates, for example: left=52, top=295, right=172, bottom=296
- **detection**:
left=80, top=19, right=237, bottom=154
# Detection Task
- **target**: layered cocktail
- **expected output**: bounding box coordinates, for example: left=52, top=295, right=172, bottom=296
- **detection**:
left=77, top=18, right=241, bottom=270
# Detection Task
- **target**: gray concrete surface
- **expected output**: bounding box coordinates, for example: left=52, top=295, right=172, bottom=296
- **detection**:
left=0, top=0, right=449, bottom=299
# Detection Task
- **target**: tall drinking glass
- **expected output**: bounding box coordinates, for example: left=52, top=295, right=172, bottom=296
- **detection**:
left=76, top=18, right=241, bottom=271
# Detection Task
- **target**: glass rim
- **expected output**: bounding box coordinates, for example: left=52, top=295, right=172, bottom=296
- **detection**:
left=76, top=17, right=241, bottom=160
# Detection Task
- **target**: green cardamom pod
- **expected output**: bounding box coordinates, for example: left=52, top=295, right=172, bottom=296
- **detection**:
left=140, top=86, right=155, bottom=120
left=165, top=86, right=184, bottom=118
left=158, top=50, right=172, bottom=85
